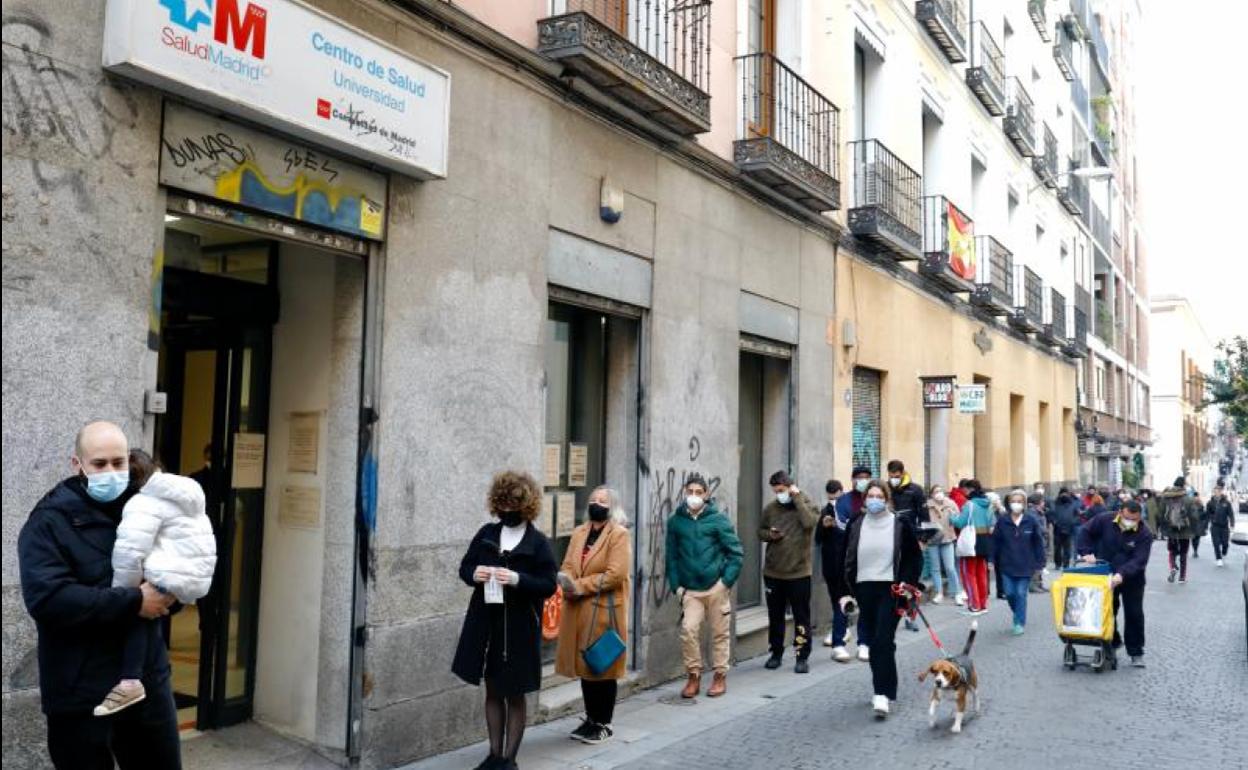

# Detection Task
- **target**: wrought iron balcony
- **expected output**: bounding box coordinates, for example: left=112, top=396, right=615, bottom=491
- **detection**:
left=1066, top=305, right=1089, bottom=358
left=919, top=196, right=977, bottom=292
left=537, top=1, right=712, bottom=136
left=1090, top=14, right=1112, bottom=83
left=1042, top=287, right=1067, bottom=345
left=1032, top=123, right=1059, bottom=187
left=734, top=52, right=840, bottom=212
left=1072, top=76, right=1090, bottom=120
left=966, top=22, right=1005, bottom=116
left=1058, top=159, right=1086, bottom=215
left=1003, top=78, right=1036, bottom=156
left=1010, top=265, right=1044, bottom=333
left=1029, top=0, right=1051, bottom=42
left=971, top=234, right=1014, bottom=314
left=848, top=139, right=922, bottom=260
left=1094, top=297, right=1115, bottom=346
left=915, top=0, right=969, bottom=63
left=1052, top=20, right=1076, bottom=81
left=1090, top=203, right=1111, bottom=254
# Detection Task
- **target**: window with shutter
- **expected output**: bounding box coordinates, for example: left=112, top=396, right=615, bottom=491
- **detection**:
left=852, top=367, right=882, bottom=476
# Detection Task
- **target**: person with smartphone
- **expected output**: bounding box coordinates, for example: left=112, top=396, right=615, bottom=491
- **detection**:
left=758, top=471, right=819, bottom=673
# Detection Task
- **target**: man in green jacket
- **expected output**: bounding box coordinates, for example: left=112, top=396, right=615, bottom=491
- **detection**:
left=759, top=470, right=818, bottom=674
left=666, top=473, right=744, bottom=699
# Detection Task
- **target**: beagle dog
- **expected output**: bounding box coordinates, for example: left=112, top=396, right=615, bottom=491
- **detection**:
left=917, top=621, right=979, bottom=733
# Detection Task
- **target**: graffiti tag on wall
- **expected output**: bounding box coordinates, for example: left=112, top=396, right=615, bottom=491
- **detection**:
left=640, top=436, right=722, bottom=611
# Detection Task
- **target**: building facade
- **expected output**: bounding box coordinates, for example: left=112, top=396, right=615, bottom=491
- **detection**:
left=0, top=0, right=1146, bottom=767
left=1148, top=296, right=1218, bottom=495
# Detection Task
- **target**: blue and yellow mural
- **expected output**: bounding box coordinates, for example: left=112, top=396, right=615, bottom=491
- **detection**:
left=214, top=161, right=383, bottom=238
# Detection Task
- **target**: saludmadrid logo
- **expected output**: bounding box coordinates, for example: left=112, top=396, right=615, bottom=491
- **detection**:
left=159, top=0, right=274, bottom=81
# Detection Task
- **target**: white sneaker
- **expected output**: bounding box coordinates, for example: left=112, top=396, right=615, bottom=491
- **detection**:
left=858, top=645, right=870, bottom=662
left=872, top=694, right=890, bottom=717
left=831, top=646, right=851, bottom=662
left=931, top=593, right=944, bottom=605
left=823, top=632, right=834, bottom=647
left=1217, top=559, right=1225, bottom=567
left=955, top=592, right=967, bottom=606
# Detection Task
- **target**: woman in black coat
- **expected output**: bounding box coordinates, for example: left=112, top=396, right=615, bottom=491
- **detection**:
left=452, top=471, right=557, bottom=770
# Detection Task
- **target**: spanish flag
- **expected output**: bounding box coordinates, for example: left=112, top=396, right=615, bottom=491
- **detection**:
left=947, top=201, right=976, bottom=281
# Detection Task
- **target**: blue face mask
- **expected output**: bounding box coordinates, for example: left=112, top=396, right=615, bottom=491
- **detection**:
left=84, top=471, right=129, bottom=503
left=864, top=498, right=887, bottom=515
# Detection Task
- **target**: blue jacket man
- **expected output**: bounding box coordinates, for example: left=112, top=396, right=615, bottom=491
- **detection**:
left=1076, top=502, right=1153, bottom=666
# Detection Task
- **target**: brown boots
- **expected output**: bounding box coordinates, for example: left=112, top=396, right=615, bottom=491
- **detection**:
left=680, top=673, right=701, bottom=698
left=707, top=672, right=727, bottom=698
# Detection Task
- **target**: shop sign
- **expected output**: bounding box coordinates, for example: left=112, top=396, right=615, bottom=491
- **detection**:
left=956, top=384, right=987, bottom=414
left=946, top=201, right=976, bottom=281
left=104, top=0, right=450, bottom=179
left=160, top=104, right=387, bottom=239
left=921, top=376, right=956, bottom=409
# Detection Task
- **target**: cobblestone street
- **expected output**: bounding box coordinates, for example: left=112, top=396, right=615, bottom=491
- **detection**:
left=409, top=541, right=1248, bottom=770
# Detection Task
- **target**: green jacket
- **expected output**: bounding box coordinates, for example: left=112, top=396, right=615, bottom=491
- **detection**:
left=666, top=500, right=745, bottom=593
left=1157, top=487, right=1201, bottom=538
left=759, top=491, right=819, bottom=579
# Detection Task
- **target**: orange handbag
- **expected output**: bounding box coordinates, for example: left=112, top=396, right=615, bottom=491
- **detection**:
left=541, top=585, right=563, bottom=641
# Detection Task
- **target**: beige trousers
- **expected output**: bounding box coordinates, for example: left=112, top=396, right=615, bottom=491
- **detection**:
left=679, top=581, right=732, bottom=675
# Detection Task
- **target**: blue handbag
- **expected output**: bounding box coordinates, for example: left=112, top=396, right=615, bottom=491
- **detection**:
left=581, top=575, right=626, bottom=676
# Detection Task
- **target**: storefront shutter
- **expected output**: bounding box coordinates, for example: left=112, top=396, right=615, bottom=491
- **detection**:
left=852, top=367, right=882, bottom=477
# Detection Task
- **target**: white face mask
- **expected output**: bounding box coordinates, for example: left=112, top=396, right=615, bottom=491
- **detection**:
left=686, top=495, right=705, bottom=511
left=1120, top=518, right=1138, bottom=530
left=776, top=491, right=792, bottom=505
left=932, top=492, right=945, bottom=502
left=855, top=479, right=870, bottom=493
left=1010, top=502, right=1025, bottom=514
left=888, top=477, right=901, bottom=487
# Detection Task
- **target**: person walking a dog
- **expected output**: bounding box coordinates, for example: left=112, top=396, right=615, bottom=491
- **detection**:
left=1076, top=500, right=1153, bottom=667
left=836, top=481, right=923, bottom=719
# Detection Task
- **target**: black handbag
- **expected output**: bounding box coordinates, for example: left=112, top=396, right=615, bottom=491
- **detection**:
left=581, top=575, right=626, bottom=676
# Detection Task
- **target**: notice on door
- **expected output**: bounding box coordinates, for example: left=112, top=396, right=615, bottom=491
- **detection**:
left=567, top=443, right=588, bottom=488
left=279, top=484, right=322, bottom=530
left=957, top=385, right=988, bottom=414
left=287, top=412, right=321, bottom=474
left=543, top=443, right=562, bottom=488
left=555, top=492, right=577, bottom=538
left=536, top=493, right=554, bottom=536
left=232, top=433, right=266, bottom=489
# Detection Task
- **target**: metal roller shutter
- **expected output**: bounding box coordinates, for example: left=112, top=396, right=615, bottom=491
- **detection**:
left=852, top=367, right=882, bottom=477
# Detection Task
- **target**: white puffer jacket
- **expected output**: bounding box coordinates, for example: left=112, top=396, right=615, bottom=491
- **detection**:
left=112, top=472, right=217, bottom=604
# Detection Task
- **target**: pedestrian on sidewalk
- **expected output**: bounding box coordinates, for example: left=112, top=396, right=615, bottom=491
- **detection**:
left=837, top=481, right=923, bottom=719
left=1076, top=501, right=1153, bottom=667
left=1026, top=493, right=1051, bottom=594
left=555, top=486, right=631, bottom=746
left=837, top=466, right=875, bottom=661
left=1158, top=477, right=1200, bottom=584
left=1207, top=483, right=1236, bottom=566
left=951, top=479, right=994, bottom=616
left=1192, top=490, right=1209, bottom=558
left=987, top=492, right=1008, bottom=600
left=992, top=490, right=1047, bottom=636
left=1050, top=488, right=1079, bottom=569
left=759, top=471, right=818, bottom=673
left=817, top=481, right=853, bottom=661
left=97, top=450, right=216, bottom=717
left=453, top=471, right=558, bottom=770
left=949, top=478, right=970, bottom=512
left=18, top=421, right=181, bottom=770
left=667, top=474, right=744, bottom=699
left=922, top=485, right=963, bottom=605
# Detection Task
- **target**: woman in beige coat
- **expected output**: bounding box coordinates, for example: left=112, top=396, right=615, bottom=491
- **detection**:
left=555, top=486, right=631, bottom=745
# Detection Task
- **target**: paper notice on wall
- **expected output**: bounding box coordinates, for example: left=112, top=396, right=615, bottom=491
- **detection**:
left=568, top=443, right=588, bottom=488
left=279, top=485, right=322, bottom=530
left=287, top=411, right=321, bottom=474
left=231, top=433, right=266, bottom=489
left=543, top=443, right=562, bottom=488
left=556, top=492, right=577, bottom=538
left=536, top=493, right=554, bottom=536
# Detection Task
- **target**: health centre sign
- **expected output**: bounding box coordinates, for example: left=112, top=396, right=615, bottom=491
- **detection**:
left=104, top=0, right=450, bottom=179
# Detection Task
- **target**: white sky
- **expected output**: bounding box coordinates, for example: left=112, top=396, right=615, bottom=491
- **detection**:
left=1137, top=0, right=1248, bottom=345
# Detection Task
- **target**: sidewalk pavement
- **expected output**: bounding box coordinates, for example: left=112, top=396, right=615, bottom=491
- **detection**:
left=401, top=596, right=979, bottom=770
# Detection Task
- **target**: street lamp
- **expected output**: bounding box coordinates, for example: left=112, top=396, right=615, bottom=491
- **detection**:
left=1027, top=165, right=1113, bottom=197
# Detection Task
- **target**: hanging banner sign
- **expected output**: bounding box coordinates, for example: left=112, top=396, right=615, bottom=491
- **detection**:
left=160, top=104, right=387, bottom=238
left=104, top=0, right=450, bottom=179
left=947, top=201, right=977, bottom=281
left=957, top=384, right=987, bottom=414
left=921, top=376, right=956, bottom=409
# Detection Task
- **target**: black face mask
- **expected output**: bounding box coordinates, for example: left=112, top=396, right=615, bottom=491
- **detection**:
left=588, top=503, right=611, bottom=522
left=499, top=511, right=524, bottom=527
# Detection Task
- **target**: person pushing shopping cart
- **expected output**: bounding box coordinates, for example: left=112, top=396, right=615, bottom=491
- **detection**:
left=1071, top=500, right=1153, bottom=668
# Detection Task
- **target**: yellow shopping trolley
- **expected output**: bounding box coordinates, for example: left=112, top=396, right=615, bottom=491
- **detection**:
left=1051, top=561, right=1118, bottom=673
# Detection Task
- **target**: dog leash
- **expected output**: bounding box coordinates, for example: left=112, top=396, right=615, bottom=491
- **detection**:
left=892, top=583, right=953, bottom=660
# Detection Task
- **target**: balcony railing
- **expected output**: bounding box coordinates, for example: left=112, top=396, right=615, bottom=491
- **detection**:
left=1094, top=298, right=1115, bottom=346
left=1075, top=284, right=1092, bottom=317
left=1090, top=13, right=1112, bottom=82
left=1043, top=287, right=1067, bottom=344
left=919, top=195, right=977, bottom=291
left=1067, top=305, right=1090, bottom=357
left=734, top=52, right=840, bottom=212
left=1090, top=203, right=1111, bottom=254
left=1003, top=77, right=1036, bottom=156
left=971, top=234, right=1014, bottom=314
left=1011, top=265, right=1044, bottom=332
left=1033, top=123, right=1059, bottom=186
left=1059, top=160, right=1088, bottom=215
left=1071, top=75, right=1090, bottom=120
left=848, top=139, right=923, bottom=260
left=1052, top=20, right=1076, bottom=81
left=537, top=0, right=712, bottom=136
left=966, top=22, right=1005, bottom=116
left=1028, top=0, right=1051, bottom=41
left=915, top=0, right=969, bottom=63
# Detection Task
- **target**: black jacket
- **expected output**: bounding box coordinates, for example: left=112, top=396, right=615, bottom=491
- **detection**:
left=1207, top=497, right=1235, bottom=528
left=452, top=522, right=557, bottom=697
left=1076, top=512, right=1153, bottom=584
left=1051, top=495, right=1081, bottom=535
left=890, top=481, right=928, bottom=530
left=18, top=478, right=170, bottom=714
left=839, top=513, right=923, bottom=601
left=814, top=503, right=848, bottom=596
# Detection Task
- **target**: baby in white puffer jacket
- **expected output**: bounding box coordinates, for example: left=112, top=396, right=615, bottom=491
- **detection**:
left=94, top=452, right=217, bottom=717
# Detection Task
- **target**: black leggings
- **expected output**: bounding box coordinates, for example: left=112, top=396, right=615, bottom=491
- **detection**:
left=581, top=678, right=618, bottom=725
left=484, top=681, right=527, bottom=761
left=855, top=582, right=902, bottom=700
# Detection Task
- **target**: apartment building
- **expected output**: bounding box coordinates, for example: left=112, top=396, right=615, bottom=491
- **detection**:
left=1149, top=296, right=1218, bottom=495
left=0, top=0, right=1148, bottom=767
